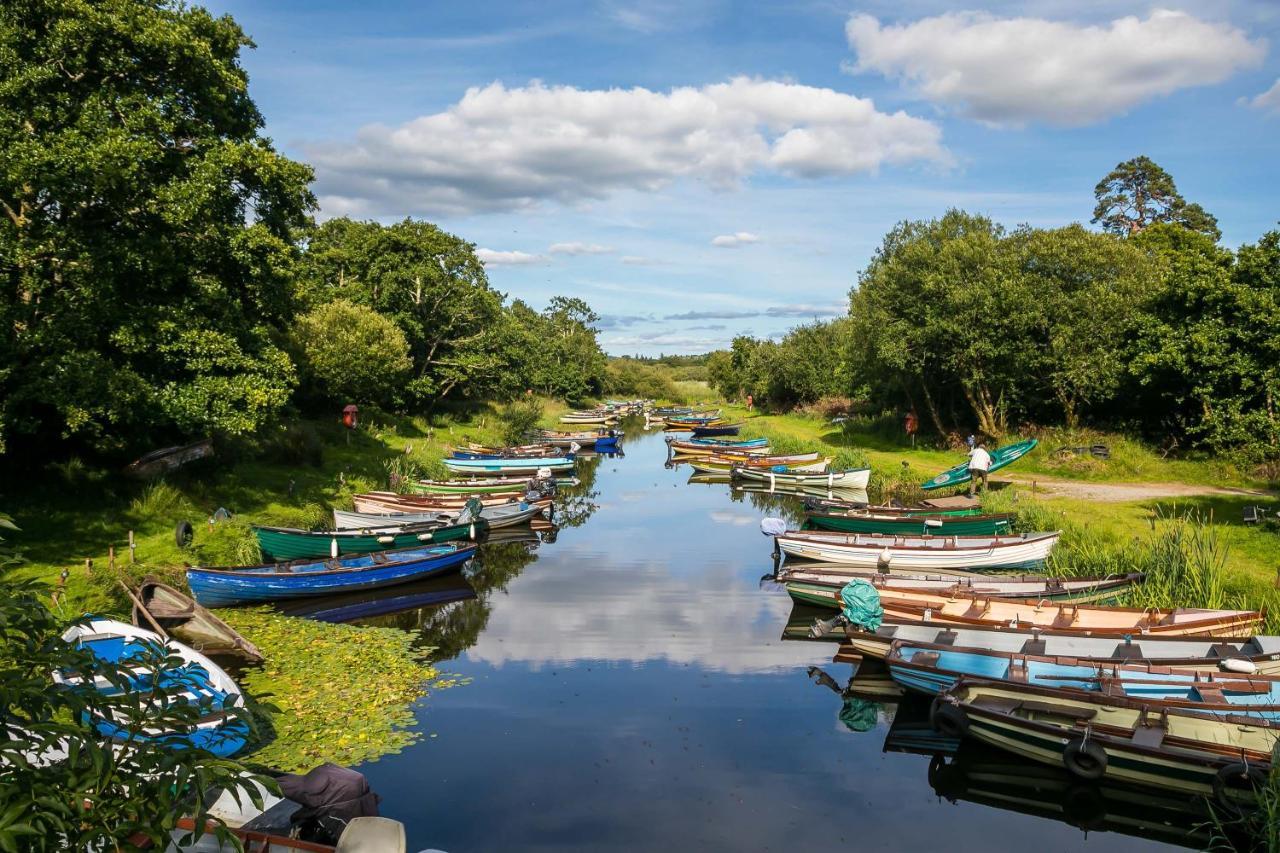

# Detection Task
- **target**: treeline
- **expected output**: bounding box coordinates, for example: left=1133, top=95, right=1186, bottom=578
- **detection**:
left=0, top=2, right=605, bottom=462
left=709, top=158, right=1280, bottom=464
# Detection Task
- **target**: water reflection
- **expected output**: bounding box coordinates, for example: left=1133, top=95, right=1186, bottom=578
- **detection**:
left=283, top=418, right=1187, bottom=851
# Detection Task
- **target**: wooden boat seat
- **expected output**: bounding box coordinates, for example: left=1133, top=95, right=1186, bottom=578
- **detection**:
left=1130, top=723, right=1167, bottom=748
left=1193, top=685, right=1228, bottom=703
left=1015, top=700, right=1096, bottom=721
left=910, top=651, right=940, bottom=667
left=1109, top=641, right=1145, bottom=660
left=1006, top=660, right=1028, bottom=682
left=1207, top=643, right=1243, bottom=659
left=933, top=630, right=959, bottom=646
left=369, top=552, right=389, bottom=564
left=1019, top=637, right=1047, bottom=655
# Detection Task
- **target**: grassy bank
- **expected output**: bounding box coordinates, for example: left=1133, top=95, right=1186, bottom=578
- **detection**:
left=0, top=398, right=567, bottom=770
left=731, top=406, right=1280, bottom=607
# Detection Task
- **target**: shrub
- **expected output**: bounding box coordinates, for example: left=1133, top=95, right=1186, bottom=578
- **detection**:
left=499, top=398, right=544, bottom=445
left=291, top=300, right=413, bottom=407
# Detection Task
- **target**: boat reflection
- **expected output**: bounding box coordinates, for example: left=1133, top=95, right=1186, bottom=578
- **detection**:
left=275, top=573, right=477, bottom=623
left=797, top=664, right=1236, bottom=851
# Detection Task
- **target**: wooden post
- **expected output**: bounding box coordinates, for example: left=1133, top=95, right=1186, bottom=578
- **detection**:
left=108, top=546, right=116, bottom=572
left=128, top=530, right=136, bottom=564
left=84, top=558, right=93, bottom=575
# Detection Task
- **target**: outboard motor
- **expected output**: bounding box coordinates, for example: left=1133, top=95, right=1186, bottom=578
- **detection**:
left=278, top=763, right=381, bottom=844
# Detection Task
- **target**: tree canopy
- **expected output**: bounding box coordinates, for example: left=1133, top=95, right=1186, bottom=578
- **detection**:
left=1091, top=155, right=1220, bottom=241
left=0, top=0, right=315, bottom=455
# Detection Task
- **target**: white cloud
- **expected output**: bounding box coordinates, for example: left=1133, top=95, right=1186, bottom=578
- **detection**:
left=845, top=9, right=1266, bottom=126
left=619, top=255, right=655, bottom=265
left=1244, top=78, right=1280, bottom=114
left=548, top=241, right=615, bottom=255
left=475, top=248, right=548, bottom=266
left=308, top=77, right=949, bottom=217
left=711, top=231, right=761, bottom=248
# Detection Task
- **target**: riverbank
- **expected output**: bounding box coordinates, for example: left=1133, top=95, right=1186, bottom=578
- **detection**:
left=723, top=405, right=1280, bottom=602
left=0, top=398, right=569, bottom=771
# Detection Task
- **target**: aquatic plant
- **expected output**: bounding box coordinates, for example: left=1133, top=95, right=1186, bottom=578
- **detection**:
left=225, top=608, right=462, bottom=771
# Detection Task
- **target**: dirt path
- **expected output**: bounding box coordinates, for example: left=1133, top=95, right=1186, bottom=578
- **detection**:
left=999, top=475, right=1278, bottom=503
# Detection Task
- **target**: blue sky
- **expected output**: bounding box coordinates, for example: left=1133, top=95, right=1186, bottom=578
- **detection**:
left=205, top=0, right=1280, bottom=355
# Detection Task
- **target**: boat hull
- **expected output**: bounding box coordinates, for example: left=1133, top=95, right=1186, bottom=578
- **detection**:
left=254, top=519, right=485, bottom=561
left=187, top=543, right=476, bottom=607
left=805, top=513, right=1012, bottom=536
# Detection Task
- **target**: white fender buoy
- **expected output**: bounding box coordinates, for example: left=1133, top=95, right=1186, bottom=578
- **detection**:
left=1221, top=657, right=1258, bottom=674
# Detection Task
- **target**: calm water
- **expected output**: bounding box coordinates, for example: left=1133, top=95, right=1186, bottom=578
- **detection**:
left=330, top=423, right=1194, bottom=852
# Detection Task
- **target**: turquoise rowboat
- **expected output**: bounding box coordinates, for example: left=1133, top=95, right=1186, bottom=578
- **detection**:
left=923, top=438, right=1038, bottom=491
left=888, top=641, right=1280, bottom=722
left=804, top=511, right=1013, bottom=536
left=442, top=456, right=575, bottom=474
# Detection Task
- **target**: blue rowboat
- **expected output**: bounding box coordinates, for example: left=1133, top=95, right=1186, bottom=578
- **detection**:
left=886, top=641, right=1280, bottom=720
left=691, top=423, right=742, bottom=437
left=56, top=619, right=250, bottom=757
left=186, top=542, right=476, bottom=608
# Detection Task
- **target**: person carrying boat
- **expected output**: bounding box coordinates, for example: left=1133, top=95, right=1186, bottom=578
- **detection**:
left=966, top=442, right=991, bottom=497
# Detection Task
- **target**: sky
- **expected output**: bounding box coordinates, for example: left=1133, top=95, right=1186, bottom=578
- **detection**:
left=203, top=0, right=1280, bottom=356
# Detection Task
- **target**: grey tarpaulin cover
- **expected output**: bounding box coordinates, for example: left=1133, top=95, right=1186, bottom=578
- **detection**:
left=760, top=517, right=787, bottom=536
left=840, top=579, right=884, bottom=631
left=278, top=763, right=380, bottom=842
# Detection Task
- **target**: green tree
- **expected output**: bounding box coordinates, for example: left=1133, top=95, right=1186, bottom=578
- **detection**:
left=292, top=300, right=413, bottom=407
left=1008, top=225, right=1157, bottom=427
left=1092, top=155, right=1220, bottom=241
left=300, top=218, right=508, bottom=405
left=1129, top=225, right=1280, bottom=460
left=852, top=210, right=1041, bottom=437
left=0, top=0, right=314, bottom=454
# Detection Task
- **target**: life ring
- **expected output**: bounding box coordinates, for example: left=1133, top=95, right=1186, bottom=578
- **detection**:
left=1062, top=737, right=1108, bottom=780
left=929, top=696, right=969, bottom=737
left=174, top=520, right=194, bottom=548
left=1212, top=762, right=1268, bottom=814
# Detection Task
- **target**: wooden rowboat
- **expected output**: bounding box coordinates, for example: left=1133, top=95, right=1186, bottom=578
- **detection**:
left=689, top=456, right=830, bottom=475
left=813, top=585, right=1263, bottom=637
left=775, top=530, right=1059, bottom=570
left=442, top=456, right=575, bottom=474
left=843, top=624, right=1280, bottom=673
left=57, top=619, right=250, bottom=756
left=937, top=677, right=1280, bottom=808
left=667, top=437, right=770, bottom=456
left=126, top=578, right=263, bottom=662
left=691, top=422, right=742, bottom=437
left=187, top=542, right=477, bottom=607
left=887, top=639, right=1280, bottom=718
left=333, top=501, right=547, bottom=532
left=353, top=492, right=552, bottom=515
left=783, top=573, right=1140, bottom=609
left=254, top=515, right=487, bottom=561
left=805, top=510, right=1013, bottom=537
left=734, top=466, right=870, bottom=490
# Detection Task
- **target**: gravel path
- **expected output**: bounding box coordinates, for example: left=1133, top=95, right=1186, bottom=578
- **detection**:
left=999, top=475, right=1278, bottom=503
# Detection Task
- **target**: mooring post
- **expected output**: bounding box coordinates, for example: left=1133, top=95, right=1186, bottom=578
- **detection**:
left=128, top=530, right=136, bottom=564
left=108, top=545, right=115, bottom=572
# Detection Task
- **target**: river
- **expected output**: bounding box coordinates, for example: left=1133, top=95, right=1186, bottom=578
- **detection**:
left=337, top=421, right=1183, bottom=852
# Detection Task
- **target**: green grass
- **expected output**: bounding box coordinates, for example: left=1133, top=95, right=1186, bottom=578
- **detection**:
left=5, top=399, right=570, bottom=615
left=726, top=407, right=1280, bottom=612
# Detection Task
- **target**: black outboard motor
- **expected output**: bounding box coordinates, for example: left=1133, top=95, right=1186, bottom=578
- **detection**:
left=277, top=763, right=381, bottom=844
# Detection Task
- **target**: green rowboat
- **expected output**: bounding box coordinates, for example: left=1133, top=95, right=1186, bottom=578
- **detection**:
left=922, top=438, right=1038, bottom=491
left=255, top=518, right=489, bottom=561
left=804, top=512, right=1013, bottom=536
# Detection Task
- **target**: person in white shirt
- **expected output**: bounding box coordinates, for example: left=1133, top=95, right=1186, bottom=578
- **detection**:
left=967, top=442, right=992, bottom=497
